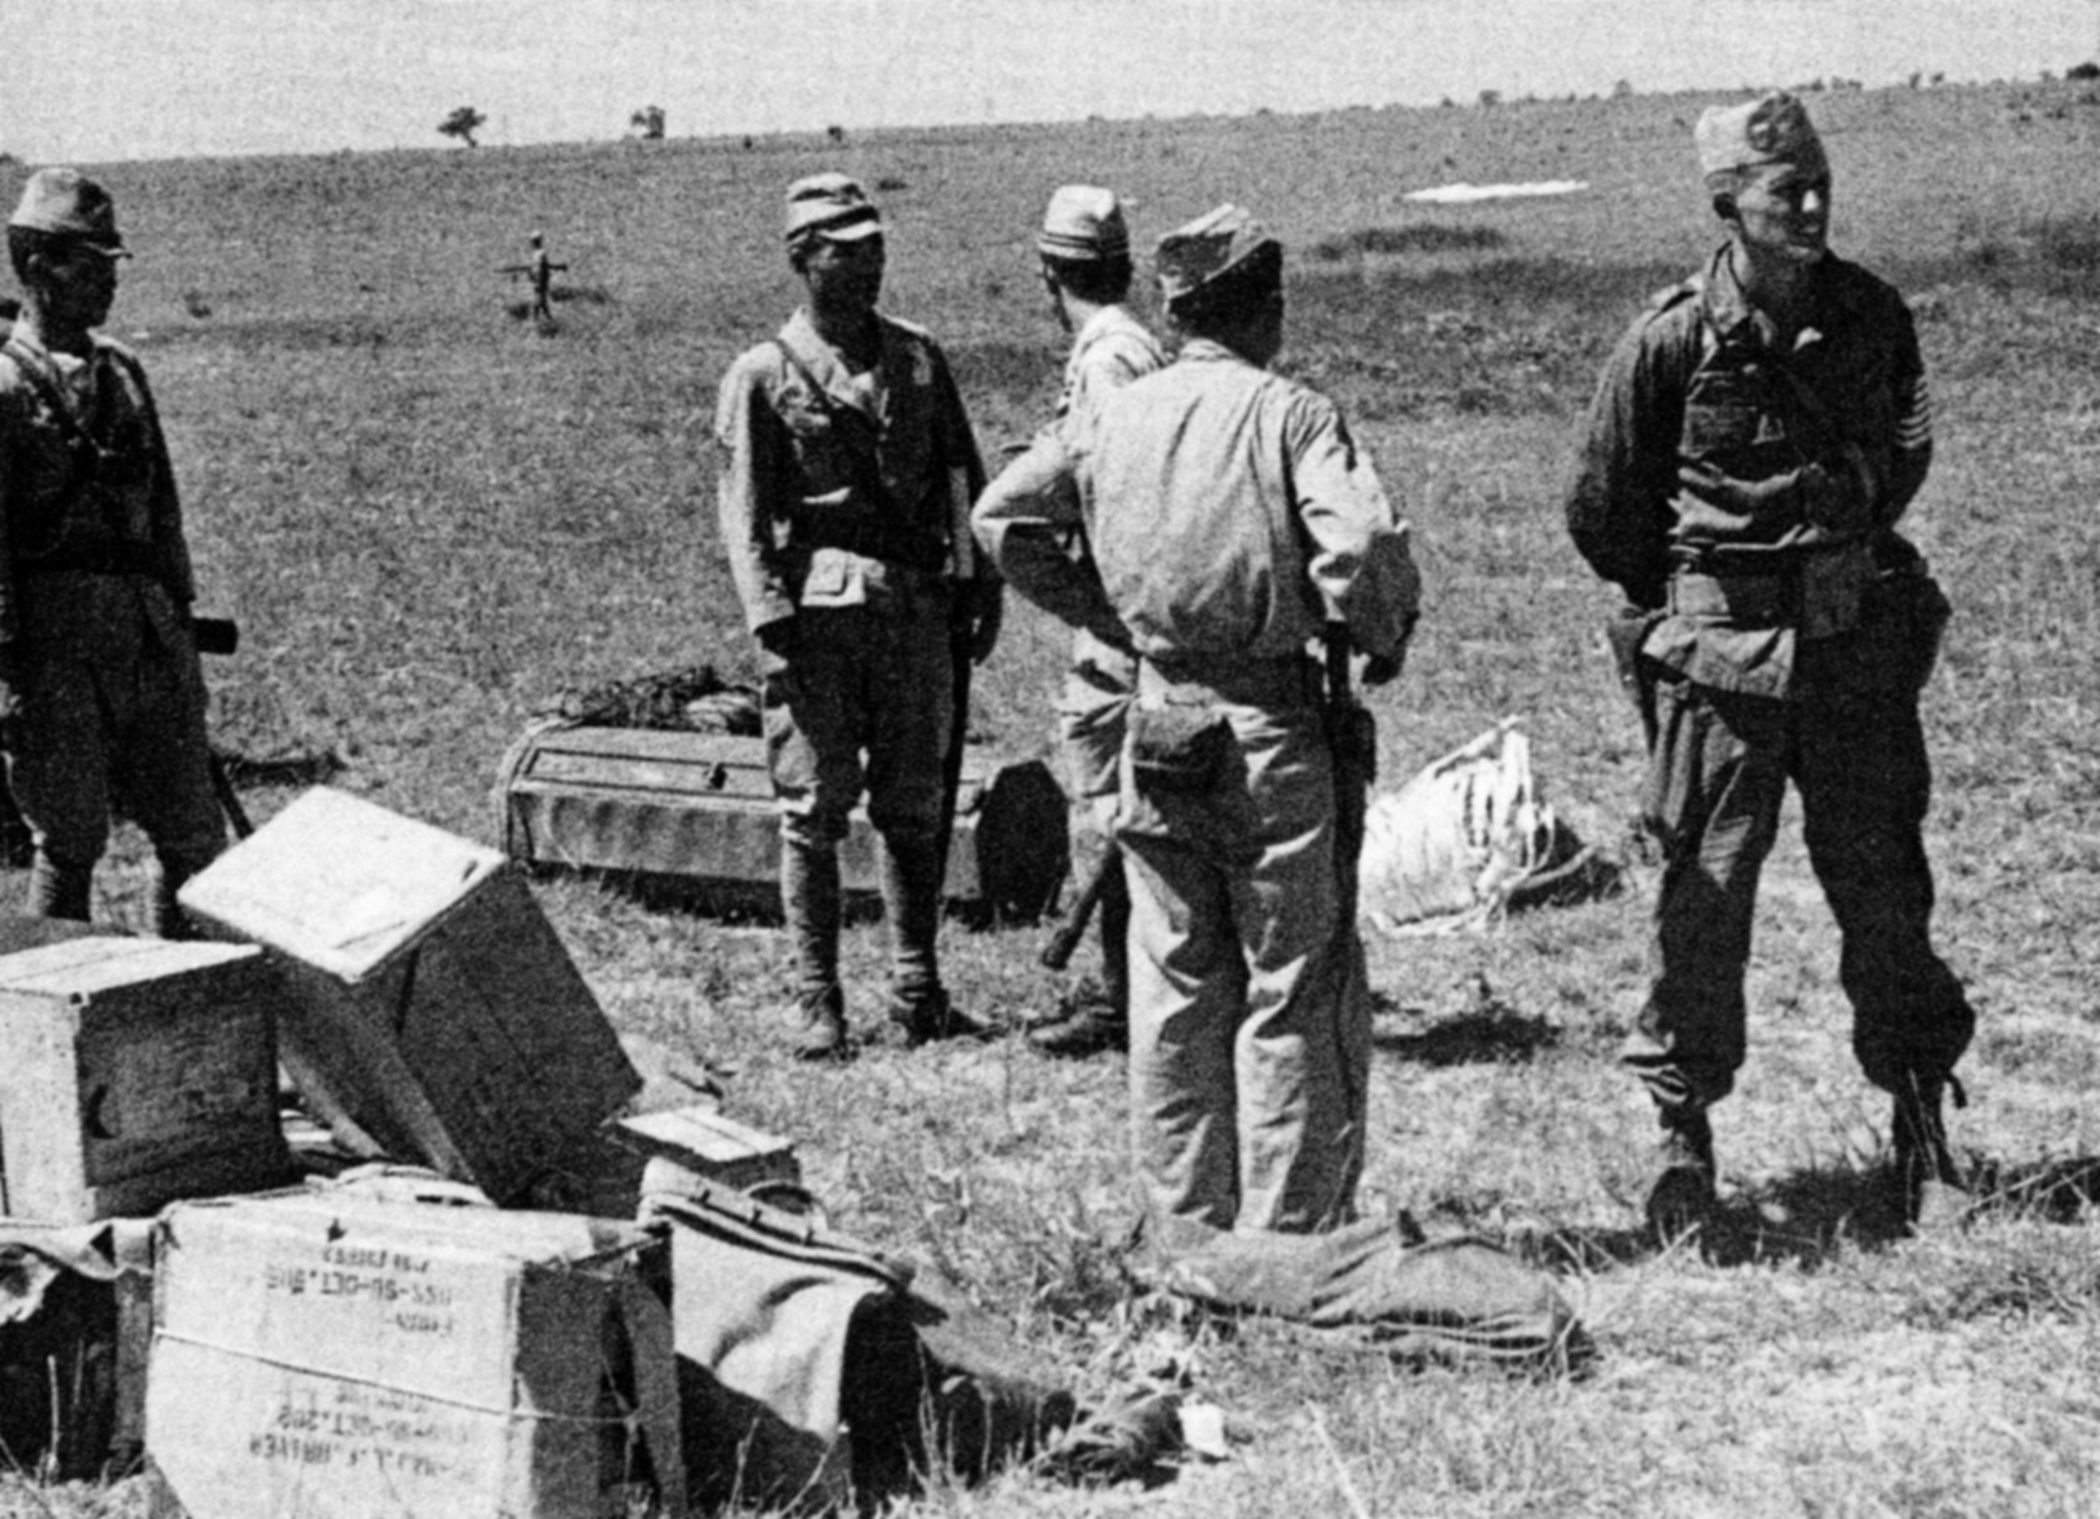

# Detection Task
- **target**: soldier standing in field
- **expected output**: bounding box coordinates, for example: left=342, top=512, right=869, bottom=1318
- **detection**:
left=716, top=173, right=1002, bottom=1059
left=976, top=206, right=1420, bottom=1240
left=1017, top=185, right=1166, bottom=1059
left=1565, top=92, right=1974, bottom=1234
left=526, top=231, right=567, bottom=323
left=0, top=168, right=225, bottom=933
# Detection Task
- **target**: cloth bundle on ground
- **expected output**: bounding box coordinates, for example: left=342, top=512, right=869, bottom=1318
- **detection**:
left=0, top=1220, right=153, bottom=1479
left=544, top=662, right=763, bottom=735
left=1147, top=1214, right=1591, bottom=1374
left=642, top=1174, right=1177, bottom=1512
left=1358, top=719, right=1612, bottom=933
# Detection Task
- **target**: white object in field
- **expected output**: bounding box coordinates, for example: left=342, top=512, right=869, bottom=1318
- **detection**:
left=1403, top=180, right=1589, bottom=204
left=1358, top=719, right=1558, bottom=933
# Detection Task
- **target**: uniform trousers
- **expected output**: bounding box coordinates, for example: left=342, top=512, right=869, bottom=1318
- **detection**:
left=6, top=576, right=223, bottom=913
left=1627, top=652, right=1974, bottom=1112
left=761, top=586, right=955, bottom=1009
left=1117, top=659, right=1368, bottom=1235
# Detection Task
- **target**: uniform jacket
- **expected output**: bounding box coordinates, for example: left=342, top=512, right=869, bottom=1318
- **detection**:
left=1057, top=304, right=1166, bottom=428
left=1565, top=246, right=1933, bottom=697
left=976, top=338, right=1419, bottom=669
left=715, top=308, right=986, bottom=635
left=0, top=327, right=196, bottom=657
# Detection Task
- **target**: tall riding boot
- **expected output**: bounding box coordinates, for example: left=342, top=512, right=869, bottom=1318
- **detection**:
left=1645, top=1103, right=1717, bottom=1239
left=27, top=848, right=93, bottom=923
left=1893, top=1073, right=1970, bottom=1233
left=879, top=832, right=980, bottom=1043
left=780, top=837, right=848, bottom=1059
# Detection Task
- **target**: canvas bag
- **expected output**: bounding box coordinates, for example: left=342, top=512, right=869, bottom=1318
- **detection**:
left=641, top=1174, right=1076, bottom=1512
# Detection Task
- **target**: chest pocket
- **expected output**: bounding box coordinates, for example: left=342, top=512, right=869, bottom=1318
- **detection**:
left=775, top=387, right=859, bottom=499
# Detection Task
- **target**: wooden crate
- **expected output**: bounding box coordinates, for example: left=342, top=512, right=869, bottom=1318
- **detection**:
left=147, top=1192, right=681, bottom=1519
left=0, top=937, right=289, bottom=1221
left=177, top=788, right=640, bottom=1204
left=494, top=724, right=1071, bottom=920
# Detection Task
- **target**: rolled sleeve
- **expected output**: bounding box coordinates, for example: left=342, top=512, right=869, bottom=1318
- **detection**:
left=973, top=432, right=1127, bottom=649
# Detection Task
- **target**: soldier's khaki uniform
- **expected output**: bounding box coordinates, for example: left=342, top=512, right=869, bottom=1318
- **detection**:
left=979, top=303, right=1419, bottom=1233
left=0, top=174, right=222, bottom=929
left=716, top=305, right=985, bottom=1024
left=1567, top=218, right=1972, bottom=1116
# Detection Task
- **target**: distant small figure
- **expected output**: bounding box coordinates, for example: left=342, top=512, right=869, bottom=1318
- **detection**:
left=525, top=231, right=567, bottom=323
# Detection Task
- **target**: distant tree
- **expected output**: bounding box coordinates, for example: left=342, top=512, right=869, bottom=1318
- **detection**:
left=826, top=124, right=846, bottom=144
left=439, top=106, right=486, bottom=148
left=2068, top=61, right=2100, bottom=82
left=1612, top=78, right=1637, bottom=99
left=1477, top=89, right=1501, bottom=108
left=630, top=105, right=666, bottom=140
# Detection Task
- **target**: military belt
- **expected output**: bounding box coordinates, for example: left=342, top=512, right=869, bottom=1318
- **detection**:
left=1138, top=651, right=1321, bottom=708
left=18, top=540, right=167, bottom=581
left=798, top=511, right=949, bottom=576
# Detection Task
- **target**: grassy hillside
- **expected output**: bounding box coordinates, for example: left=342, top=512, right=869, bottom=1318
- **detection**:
left=9, top=77, right=2100, bottom=1517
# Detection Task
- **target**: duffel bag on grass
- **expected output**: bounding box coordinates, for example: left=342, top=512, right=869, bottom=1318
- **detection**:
left=1148, top=1214, right=1592, bottom=1375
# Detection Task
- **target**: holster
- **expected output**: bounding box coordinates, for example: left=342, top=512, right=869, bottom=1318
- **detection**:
left=1604, top=604, right=1664, bottom=747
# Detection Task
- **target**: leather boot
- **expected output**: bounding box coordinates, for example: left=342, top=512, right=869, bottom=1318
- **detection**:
left=781, top=838, right=849, bottom=1060
left=27, top=848, right=93, bottom=922
left=1893, top=1073, right=1970, bottom=1233
left=878, top=832, right=984, bottom=1043
left=1645, top=1105, right=1717, bottom=1238
left=152, top=848, right=218, bottom=940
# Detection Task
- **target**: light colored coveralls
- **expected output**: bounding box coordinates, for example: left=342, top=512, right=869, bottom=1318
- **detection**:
left=977, top=338, right=1420, bottom=1233
left=1050, top=304, right=1167, bottom=1011
left=716, top=307, right=986, bottom=1015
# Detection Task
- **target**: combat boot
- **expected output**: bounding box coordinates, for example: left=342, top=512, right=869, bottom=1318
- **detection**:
left=1893, top=1074, right=1970, bottom=1234
left=781, top=838, right=849, bottom=1061
left=787, top=989, right=851, bottom=1062
left=1027, top=984, right=1128, bottom=1057
left=885, top=985, right=989, bottom=1046
left=1645, top=1105, right=1717, bottom=1239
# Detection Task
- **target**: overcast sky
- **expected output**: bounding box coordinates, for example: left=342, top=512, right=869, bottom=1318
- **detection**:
left=3, top=0, right=2092, bottom=163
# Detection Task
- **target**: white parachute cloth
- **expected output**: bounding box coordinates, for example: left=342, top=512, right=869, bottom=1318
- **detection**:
left=1357, top=719, right=1574, bottom=934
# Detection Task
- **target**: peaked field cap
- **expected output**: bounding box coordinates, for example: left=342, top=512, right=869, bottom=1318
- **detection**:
left=784, top=172, right=883, bottom=245
left=9, top=167, right=129, bottom=252
left=1695, top=91, right=1828, bottom=177
left=1038, top=185, right=1129, bottom=260
left=1156, top=203, right=1280, bottom=305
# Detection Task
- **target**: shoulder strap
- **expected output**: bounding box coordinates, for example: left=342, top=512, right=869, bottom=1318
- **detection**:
left=769, top=337, right=905, bottom=518
left=2, top=336, right=109, bottom=466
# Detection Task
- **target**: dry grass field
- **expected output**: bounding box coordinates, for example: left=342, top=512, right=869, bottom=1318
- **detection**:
left=7, top=76, right=2100, bottom=1518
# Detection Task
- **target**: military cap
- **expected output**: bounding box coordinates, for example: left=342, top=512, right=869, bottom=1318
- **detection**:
left=783, top=172, right=884, bottom=247
left=8, top=167, right=129, bottom=255
left=1038, top=185, right=1130, bottom=261
left=1695, top=91, right=1828, bottom=179
left=1155, top=203, right=1280, bottom=309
